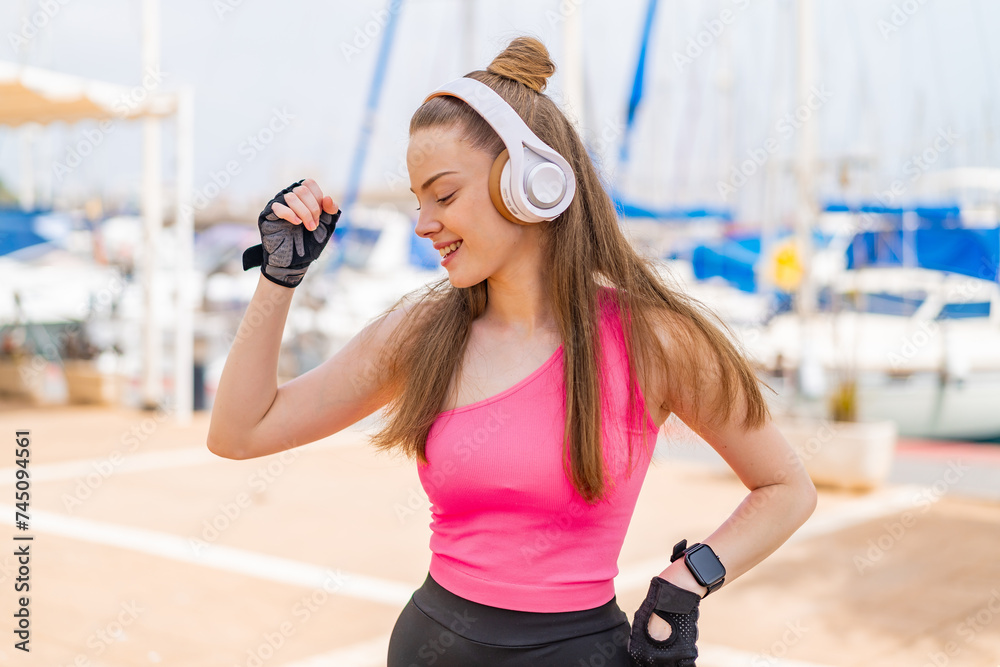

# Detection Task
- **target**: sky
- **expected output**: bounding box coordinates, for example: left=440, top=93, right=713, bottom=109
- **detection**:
left=1, top=0, right=997, bottom=225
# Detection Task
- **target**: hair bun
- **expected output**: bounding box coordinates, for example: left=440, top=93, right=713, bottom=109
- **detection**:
left=486, top=36, right=556, bottom=94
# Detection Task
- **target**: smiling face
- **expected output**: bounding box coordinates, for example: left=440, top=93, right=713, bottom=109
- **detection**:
left=407, top=123, right=543, bottom=289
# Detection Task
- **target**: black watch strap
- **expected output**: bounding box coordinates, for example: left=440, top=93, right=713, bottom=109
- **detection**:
left=670, top=539, right=689, bottom=563
left=703, top=577, right=725, bottom=595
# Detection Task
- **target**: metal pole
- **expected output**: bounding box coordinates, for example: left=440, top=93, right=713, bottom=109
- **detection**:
left=326, top=0, right=405, bottom=271
left=794, top=0, right=825, bottom=402
left=18, top=125, right=35, bottom=211
left=173, top=87, right=194, bottom=423
left=618, top=0, right=658, bottom=188
left=140, top=0, right=163, bottom=410
left=562, top=0, right=586, bottom=131
left=463, top=0, right=475, bottom=73
left=794, top=0, right=817, bottom=319
left=717, top=0, right=734, bottom=199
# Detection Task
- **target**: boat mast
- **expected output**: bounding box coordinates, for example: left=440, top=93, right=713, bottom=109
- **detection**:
left=463, top=0, right=476, bottom=74
left=331, top=0, right=405, bottom=267
left=794, top=0, right=817, bottom=319
left=562, top=0, right=586, bottom=132
left=140, top=0, right=163, bottom=410
left=792, top=0, right=829, bottom=403
left=717, top=0, right=734, bottom=207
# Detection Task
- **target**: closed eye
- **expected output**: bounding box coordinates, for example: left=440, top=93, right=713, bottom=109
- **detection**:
left=416, top=192, right=455, bottom=211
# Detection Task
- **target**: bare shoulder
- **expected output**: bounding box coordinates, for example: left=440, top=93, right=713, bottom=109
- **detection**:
left=642, top=300, right=736, bottom=427
left=354, top=295, right=427, bottom=357
left=340, top=294, right=436, bottom=397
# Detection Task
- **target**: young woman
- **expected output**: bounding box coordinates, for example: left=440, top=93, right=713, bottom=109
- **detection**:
left=208, top=36, right=817, bottom=667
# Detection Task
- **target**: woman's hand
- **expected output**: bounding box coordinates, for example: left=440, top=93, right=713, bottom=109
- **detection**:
left=644, top=554, right=709, bottom=641
left=242, top=178, right=341, bottom=289
left=269, top=178, right=339, bottom=232
left=627, top=576, right=701, bottom=666
left=645, top=611, right=673, bottom=642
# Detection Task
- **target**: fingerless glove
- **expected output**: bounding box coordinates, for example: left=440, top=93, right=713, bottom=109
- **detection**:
left=628, top=576, right=701, bottom=667
left=242, top=179, right=341, bottom=288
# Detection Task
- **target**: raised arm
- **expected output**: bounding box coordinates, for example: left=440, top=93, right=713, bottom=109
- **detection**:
left=206, top=178, right=409, bottom=460
left=207, top=279, right=412, bottom=460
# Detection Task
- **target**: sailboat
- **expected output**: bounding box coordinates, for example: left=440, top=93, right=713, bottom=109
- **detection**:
left=743, top=263, right=1000, bottom=440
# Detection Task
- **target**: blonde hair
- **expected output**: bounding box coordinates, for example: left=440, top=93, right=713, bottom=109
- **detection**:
left=364, top=36, right=772, bottom=503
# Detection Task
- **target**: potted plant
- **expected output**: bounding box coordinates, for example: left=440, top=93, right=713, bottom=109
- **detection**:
left=0, top=326, right=51, bottom=404
left=775, top=281, right=898, bottom=491
left=62, top=323, right=121, bottom=405
left=777, top=406, right=898, bottom=492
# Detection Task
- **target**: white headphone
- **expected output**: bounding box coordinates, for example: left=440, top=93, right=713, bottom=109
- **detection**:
left=423, top=77, right=576, bottom=224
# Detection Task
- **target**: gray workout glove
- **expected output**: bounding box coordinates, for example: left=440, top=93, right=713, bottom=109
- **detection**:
left=242, top=179, right=341, bottom=288
left=628, top=576, right=700, bottom=667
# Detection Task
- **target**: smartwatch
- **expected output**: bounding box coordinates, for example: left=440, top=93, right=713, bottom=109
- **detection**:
left=671, top=539, right=726, bottom=597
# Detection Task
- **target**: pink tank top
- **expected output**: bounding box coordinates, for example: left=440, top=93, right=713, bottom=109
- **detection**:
left=418, top=287, right=660, bottom=612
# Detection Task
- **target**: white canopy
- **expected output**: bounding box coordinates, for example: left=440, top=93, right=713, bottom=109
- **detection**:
left=0, top=60, right=193, bottom=423
left=0, top=60, right=175, bottom=125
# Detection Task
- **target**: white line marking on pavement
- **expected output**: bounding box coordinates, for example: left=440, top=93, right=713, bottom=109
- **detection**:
left=0, top=505, right=414, bottom=607
left=0, top=447, right=217, bottom=484
left=0, top=433, right=372, bottom=485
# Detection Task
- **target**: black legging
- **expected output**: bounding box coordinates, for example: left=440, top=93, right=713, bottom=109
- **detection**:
left=387, top=572, right=633, bottom=666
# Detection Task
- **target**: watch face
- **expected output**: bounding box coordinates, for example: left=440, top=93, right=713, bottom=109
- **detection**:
left=687, top=544, right=726, bottom=585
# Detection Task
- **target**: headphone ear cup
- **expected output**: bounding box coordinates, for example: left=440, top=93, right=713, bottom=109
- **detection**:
left=489, top=148, right=531, bottom=225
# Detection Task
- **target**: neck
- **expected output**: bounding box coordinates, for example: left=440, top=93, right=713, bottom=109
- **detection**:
left=479, top=225, right=558, bottom=338
left=481, top=277, right=557, bottom=339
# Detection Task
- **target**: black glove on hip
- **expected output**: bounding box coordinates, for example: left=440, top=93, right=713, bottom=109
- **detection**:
left=628, top=576, right=701, bottom=667
left=242, top=179, right=341, bottom=288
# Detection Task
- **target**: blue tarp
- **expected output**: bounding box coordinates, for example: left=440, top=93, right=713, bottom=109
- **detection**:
left=612, top=191, right=733, bottom=221
left=680, top=224, right=999, bottom=294
left=823, top=202, right=964, bottom=229
left=0, top=208, right=53, bottom=256
left=846, top=227, right=1000, bottom=281
left=691, top=240, right=759, bottom=292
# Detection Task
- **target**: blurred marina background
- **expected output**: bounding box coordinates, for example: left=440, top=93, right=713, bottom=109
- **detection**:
left=1, top=1, right=1000, bottom=665
left=2, top=0, right=999, bottom=440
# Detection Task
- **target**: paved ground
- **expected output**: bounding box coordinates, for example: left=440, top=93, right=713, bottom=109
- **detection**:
left=0, top=400, right=998, bottom=667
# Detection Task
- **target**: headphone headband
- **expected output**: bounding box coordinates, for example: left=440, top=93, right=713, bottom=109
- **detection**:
left=423, top=77, right=576, bottom=222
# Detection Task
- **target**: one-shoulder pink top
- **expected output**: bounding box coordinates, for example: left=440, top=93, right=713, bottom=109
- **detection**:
left=417, top=286, right=660, bottom=612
